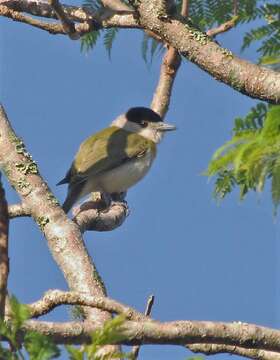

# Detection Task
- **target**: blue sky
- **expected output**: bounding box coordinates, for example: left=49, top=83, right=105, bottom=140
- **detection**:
left=0, top=7, right=279, bottom=360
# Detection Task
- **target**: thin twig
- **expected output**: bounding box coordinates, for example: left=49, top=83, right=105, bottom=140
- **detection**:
left=181, top=0, right=189, bottom=17
left=0, top=172, right=9, bottom=318
left=131, top=295, right=155, bottom=359
left=150, top=0, right=188, bottom=117
left=206, top=0, right=238, bottom=37
left=27, top=289, right=145, bottom=321
left=8, top=203, right=30, bottom=218
left=206, top=16, right=238, bottom=37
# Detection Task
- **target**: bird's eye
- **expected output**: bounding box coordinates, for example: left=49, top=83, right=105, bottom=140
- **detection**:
left=141, top=121, right=148, bottom=128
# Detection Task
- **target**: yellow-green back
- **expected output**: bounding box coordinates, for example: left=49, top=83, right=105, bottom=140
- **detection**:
left=70, top=126, right=156, bottom=182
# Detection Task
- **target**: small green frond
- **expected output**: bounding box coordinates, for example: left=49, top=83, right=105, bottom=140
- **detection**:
left=207, top=104, right=280, bottom=213
left=81, top=30, right=101, bottom=53
left=260, top=54, right=280, bottom=71
left=141, top=33, right=149, bottom=63
left=103, top=28, right=119, bottom=59
left=240, top=3, right=280, bottom=61
left=24, top=332, right=60, bottom=360
left=272, top=161, right=280, bottom=214
left=85, top=315, right=127, bottom=359
left=150, top=38, right=162, bottom=62
left=9, top=295, right=30, bottom=330
left=65, top=345, right=84, bottom=360
left=140, top=33, right=163, bottom=64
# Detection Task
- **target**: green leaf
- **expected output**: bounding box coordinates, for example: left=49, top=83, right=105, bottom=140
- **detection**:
left=9, top=296, right=30, bottom=330
left=65, top=345, right=84, bottom=360
left=24, top=332, right=60, bottom=360
left=103, top=28, right=119, bottom=59
left=141, top=33, right=149, bottom=63
left=272, top=161, right=280, bottom=214
left=0, top=343, right=16, bottom=360
left=85, top=315, right=127, bottom=359
left=81, top=31, right=101, bottom=53
left=206, top=104, right=280, bottom=213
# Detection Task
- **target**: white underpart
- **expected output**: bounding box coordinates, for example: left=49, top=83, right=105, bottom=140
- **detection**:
left=80, top=147, right=155, bottom=195
left=111, top=115, right=164, bottom=143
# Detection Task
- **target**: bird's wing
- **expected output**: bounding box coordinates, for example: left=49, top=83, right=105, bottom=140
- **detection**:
left=68, top=126, right=156, bottom=186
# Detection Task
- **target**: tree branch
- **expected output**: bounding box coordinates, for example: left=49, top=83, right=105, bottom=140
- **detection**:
left=187, top=343, right=280, bottom=360
left=206, top=0, right=238, bottom=37
left=1, top=0, right=279, bottom=103
left=150, top=47, right=181, bottom=118
left=137, top=0, right=280, bottom=104
left=0, top=0, right=138, bottom=27
left=150, top=0, right=188, bottom=117
left=17, top=289, right=280, bottom=355
left=8, top=203, right=30, bottom=218
left=20, top=316, right=280, bottom=353
left=27, top=289, right=144, bottom=321
left=206, top=16, right=238, bottom=37
left=49, top=0, right=79, bottom=39
left=0, top=172, right=9, bottom=318
left=73, top=200, right=129, bottom=232
left=0, top=105, right=119, bottom=355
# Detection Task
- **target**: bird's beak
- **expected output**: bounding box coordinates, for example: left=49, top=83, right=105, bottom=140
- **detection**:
left=155, top=121, right=177, bottom=132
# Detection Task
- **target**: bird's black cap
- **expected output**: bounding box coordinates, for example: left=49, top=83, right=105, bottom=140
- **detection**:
left=126, top=107, right=162, bottom=124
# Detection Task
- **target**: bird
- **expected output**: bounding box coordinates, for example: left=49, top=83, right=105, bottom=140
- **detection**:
left=57, top=107, right=176, bottom=213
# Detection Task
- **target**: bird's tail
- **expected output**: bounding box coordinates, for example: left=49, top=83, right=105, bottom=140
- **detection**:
left=62, top=194, right=76, bottom=214
left=61, top=181, right=85, bottom=213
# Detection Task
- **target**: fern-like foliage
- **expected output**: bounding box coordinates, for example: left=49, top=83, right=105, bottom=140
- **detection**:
left=207, top=104, right=280, bottom=213
left=81, top=0, right=120, bottom=58
left=103, top=28, right=119, bottom=59
left=241, top=3, right=280, bottom=63
left=81, top=30, right=101, bottom=52
left=80, top=0, right=279, bottom=68
left=141, top=33, right=164, bottom=64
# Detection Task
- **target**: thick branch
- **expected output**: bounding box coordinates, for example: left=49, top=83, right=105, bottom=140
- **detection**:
left=187, top=343, right=280, bottom=360
left=0, top=0, right=138, bottom=27
left=1, top=0, right=279, bottom=103
left=0, top=106, right=118, bottom=356
left=20, top=317, right=280, bottom=353
left=0, top=173, right=9, bottom=318
left=138, top=1, right=280, bottom=104
left=18, top=289, right=280, bottom=354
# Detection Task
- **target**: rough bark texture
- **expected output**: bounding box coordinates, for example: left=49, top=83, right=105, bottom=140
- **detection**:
left=187, top=343, right=280, bottom=360
left=0, top=106, right=119, bottom=355
left=21, top=317, right=280, bottom=353
left=1, top=0, right=279, bottom=103
left=137, top=0, right=280, bottom=104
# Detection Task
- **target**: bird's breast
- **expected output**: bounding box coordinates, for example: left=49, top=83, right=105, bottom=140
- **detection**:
left=98, top=149, right=155, bottom=193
